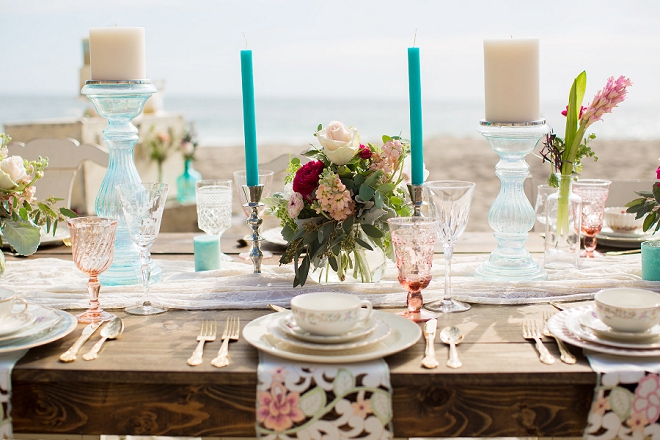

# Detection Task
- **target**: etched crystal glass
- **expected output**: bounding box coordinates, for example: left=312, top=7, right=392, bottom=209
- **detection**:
left=67, top=217, right=118, bottom=323
left=424, top=181, right=475, bottom=313
left=116, top=182, right=169, bottom=315
left=572, top=179, right=611, bottom=258
left=196, top=180, right=233, bottom=260
left=388, top=217, right=439, bottom=322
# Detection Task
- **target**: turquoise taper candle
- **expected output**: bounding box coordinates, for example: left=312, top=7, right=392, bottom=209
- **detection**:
left=408, top=47, right=424, bottom=186
left=194, top=235, right=220, bottom=272
left=241, top=50, right=259, bottom=187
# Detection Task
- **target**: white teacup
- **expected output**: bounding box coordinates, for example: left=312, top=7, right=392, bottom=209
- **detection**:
left=0, top=288, right=28, bottom=321
left=595, top=288, right=660, bottom=333
left=290, top=292, right=373, bottom=336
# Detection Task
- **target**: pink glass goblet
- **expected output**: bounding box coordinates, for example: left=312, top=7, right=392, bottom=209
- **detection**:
left=388, top=217, right=439, bottom=323
left=67, top=217, right=118, bottom=323
left=572, top=179, right=611, bottom=258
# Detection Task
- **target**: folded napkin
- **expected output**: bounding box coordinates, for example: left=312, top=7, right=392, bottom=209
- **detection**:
left=0, top=349, right=28, bottom=439
left=0, top=254, right=656, bottom=310
left=585, top=352, right=660, bottom=439
left=256, top=353, right=393, bottom=439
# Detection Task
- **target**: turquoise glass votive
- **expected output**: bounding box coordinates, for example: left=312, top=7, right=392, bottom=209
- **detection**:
left=194, top=235, right=220, bottom=272
left=641, top=241, right=660, bottom=281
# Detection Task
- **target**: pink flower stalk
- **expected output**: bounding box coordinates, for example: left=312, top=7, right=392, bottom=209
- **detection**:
left=580, top=76, right=632, bottom=129
left=370, top=139, right=403, bottom=175
left=316, top=172, right=355, bottom=221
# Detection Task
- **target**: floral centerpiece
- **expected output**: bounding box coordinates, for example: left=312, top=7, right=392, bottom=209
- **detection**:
left=178, top=123, right=199, bottom=162
left=0, top=134, right=76, bottom=256
left=266, top=121, right=412, bottom=287
left=540, top=72, right=632, bottom=235
left=626, top=164, right=660, bottom=233
left=143, top=125, right=177, bottom=182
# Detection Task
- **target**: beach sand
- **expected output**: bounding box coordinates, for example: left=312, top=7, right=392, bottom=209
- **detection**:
left=194, top=137, right=659, bottom=232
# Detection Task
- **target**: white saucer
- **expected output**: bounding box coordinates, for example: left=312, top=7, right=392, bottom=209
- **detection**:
left=599, top=226, right=648, bottom=238
left=268, top=318, right=391, bottom=352
left=565, top=307, right=660, bottom=350
left=244, top=310, right=422, bottom=364
left=578, top=307, right=660, bottom=342
left=547, top=307, right=660, bottom=357
left=0, top=311, right=37, bottom=337
left=278, top=312, right=378, bottom=344
left=262, top=228, right=287, bottom=247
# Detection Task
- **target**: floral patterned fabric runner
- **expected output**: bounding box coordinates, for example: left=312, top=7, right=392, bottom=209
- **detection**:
left=256, top=353, right=393, bottom=439
left=0, top=350, right=28, bottom=439
left=585, top=352, right=660, bottom=439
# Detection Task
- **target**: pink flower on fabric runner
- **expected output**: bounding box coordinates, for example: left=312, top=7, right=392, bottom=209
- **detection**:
left=593, top=395, right=610, bottom=416
left=626, top=411, right=650, bottom=433
left=351, top=389, right=372, bottom=419
left=632, top=374, right=660, bottom=424
left=581, top=76, right=633, bottom=129
left=257, top=381, right=305, bottom=432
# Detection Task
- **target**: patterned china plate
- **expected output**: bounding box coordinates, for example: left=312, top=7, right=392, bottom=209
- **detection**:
left=577, top=306, right=660, bottom=342
left=0, top=311, right=37, bottom=337
left=244, top=310, right=421, bottom=364
left=0, top=308, right=77, bottom=354
left=268, top=317, right=391, bottom=352
left=548, top=307, right=660, bottom=356
left=0, top=304, right=64, bottom=343
left=278, top=312, right=379, bottom=344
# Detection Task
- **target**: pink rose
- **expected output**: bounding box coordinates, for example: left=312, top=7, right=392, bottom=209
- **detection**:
left=293, top=160, right=324, bottom=199
left=287, top=192, right=304, bottom=219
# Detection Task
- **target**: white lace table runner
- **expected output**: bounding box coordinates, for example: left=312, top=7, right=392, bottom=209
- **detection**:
left=0, top=350, right=28, bottom=439
left=256, top=353, right=393, bottom=439
left=0, top=254, right=655, bottom=310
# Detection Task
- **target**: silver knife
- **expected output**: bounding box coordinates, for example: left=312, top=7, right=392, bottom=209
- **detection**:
left=59, top=321, right=102, bottom=363
left=421, top=319, right=439, bottom=369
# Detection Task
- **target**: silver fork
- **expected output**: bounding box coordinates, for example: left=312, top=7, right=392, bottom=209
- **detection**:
left=543, top=310, right=576, bottom=364
left=522, top=320, right=555, bottom=364
left=187, top=320, right=217, bottom=366
left=211, top=316, right=240, bottom=368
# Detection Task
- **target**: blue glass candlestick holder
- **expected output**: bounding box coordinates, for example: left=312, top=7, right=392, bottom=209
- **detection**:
left=473, top=120, right=548, bottom=281
left=82, top=80, right=161, bottom=286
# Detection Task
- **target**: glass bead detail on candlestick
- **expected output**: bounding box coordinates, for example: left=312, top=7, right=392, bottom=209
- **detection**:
left=176, top=159, right=201, bottom=204
left=82, top=80, right=161, bottom=286
left=473, top=121, right=548, bottom=281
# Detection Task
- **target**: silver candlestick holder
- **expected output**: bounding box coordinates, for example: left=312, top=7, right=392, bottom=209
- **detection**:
left=242, top=184, right=264, bottom=274
left=408, top=184, right=424, bottom=217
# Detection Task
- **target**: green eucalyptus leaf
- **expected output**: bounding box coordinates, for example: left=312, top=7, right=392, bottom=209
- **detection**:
left=644, top=212, right=657, bottom=232
left=377, top=183, right=395, bottom=193
left=359, top=184, right=375, bottom=201
left=299, top=255, right=310, bottom=286
left=626, top=198, right=646, bottom=208
left=1, top=218, right=41, bottom=255
left=328, top=255, right=338, bottom=272
left=342, top=216, right=355, bottom=234
left=355, top=236, right=373, bottom=251
left=635, top=190, right=654, bottom=198
left=18, top=207, right=28, bottom=222
left=365, top=170, right=383, bottom=187
left=374, top=191, right=384, bottom=209
left=354, top=174, right=365, bottom=186
left=361, top=223, right=384, bottom=238
left=653, top=183, right=660, bottom=204
left=59, top=207, right=78, bottom=218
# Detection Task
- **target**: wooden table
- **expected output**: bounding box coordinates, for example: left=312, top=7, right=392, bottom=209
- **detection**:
left=7, top=229, right=599, bottom=438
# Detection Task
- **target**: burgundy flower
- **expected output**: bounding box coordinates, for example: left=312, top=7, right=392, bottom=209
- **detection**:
left=293, top=160, right=324, bottom=198
left=358, top=144, right=372, bottom=159
left=656, top=166, right=660, bottom=180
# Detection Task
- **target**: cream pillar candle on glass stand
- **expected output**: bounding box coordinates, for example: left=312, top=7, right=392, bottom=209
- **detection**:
left=474, top=37, right=548, bottom=281
left=83, top=27, right=160, bottom=286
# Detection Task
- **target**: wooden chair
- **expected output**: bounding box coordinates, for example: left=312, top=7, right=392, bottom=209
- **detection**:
left=8, top=137, right=108, bottom=214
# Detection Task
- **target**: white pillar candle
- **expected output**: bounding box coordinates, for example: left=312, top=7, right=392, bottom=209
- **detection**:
left=483, top=38, right=540, bottom=123
left=89, top=27, right=146, bottom=80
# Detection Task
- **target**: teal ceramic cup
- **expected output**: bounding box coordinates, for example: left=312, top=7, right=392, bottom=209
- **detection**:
left=641, top=240, right=660, bottom=281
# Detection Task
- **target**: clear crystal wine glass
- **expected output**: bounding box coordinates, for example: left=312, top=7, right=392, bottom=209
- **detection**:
left=572, top=179, right=611, bottom=258
left=196, top=180, right=233, bottom=261
left=67, top=217, right=118, bottom=323
left=233, top=170, right=275, bottom=259
left=388, top=217, right=439, bottom=322
left=424, top=180, right=476, bottom=313
left=116, top=182, right=169, bottom=315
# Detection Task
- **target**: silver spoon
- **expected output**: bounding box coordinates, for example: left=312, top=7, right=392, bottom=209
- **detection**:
left=83, top=317, right=124, bottom=361
left=440, top=326, right=463, bottom=369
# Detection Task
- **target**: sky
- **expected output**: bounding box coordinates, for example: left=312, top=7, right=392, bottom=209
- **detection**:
left=1, top=0, right=659, bottom=107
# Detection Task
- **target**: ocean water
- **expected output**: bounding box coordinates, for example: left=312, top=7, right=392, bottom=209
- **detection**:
left=2, top=94, right=659, bottom=146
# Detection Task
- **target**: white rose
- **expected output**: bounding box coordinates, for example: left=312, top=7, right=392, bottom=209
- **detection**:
left=316, top=121, right=360, bottom=165
left=401, top=156, right=429, bottom=184
left=0, top=156, right=27, bottom=190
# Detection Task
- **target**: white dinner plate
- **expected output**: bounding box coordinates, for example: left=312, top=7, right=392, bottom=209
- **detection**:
left=261, top=228, right=287, bottom=247
left=0, top=304, right=64, bottom=343
left=244, top=310, right=421, bottom=363
left=278, top=312, right=379, bottom=344
left=565, top=307, right=660, bottom=349
left=0, top=311, right=36, bottom=337
left=577, top=306, right=660, bottom=342
left=599, top=226, right=649, bottom=238
left=548, top=307, right=660, bottom=356
left=0, top=308, right=77, bottom=354
left=268, top=317, right=391, bottom=352
left=596, top=229, right=660, bottom=248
